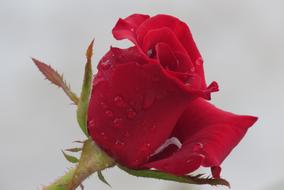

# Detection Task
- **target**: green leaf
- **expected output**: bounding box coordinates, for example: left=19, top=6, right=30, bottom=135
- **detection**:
left=97, top=170, right=111, bottom=187
left=76, top=40, right=94, bottom=136
left=32, top=58, right=79, bottom=105
left=118, top=165, right=230, bottom=188
left=61, top=150, right=79, bottom=163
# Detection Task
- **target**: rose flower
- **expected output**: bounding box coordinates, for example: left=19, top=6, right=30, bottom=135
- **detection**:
left=87, top=14, right=257, bottom=178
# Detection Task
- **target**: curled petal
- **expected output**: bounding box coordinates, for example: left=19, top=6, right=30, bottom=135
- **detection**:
left=112, top=14, right=150, bottom=44
left=136, top=14, right=201, bottom=63
left=142, top=27, right=188, bottom=56
left=144, top=144, right=205, bottom=175
left=155, top=43, right=193, bottom=72
left=173, top=98, right=257, bottom=167
left=144, top=98, right=257, bottom=176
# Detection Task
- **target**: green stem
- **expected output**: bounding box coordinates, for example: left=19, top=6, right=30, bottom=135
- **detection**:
left=43, top=139, right=115, bottom=190
left=42, top=168, right=75, bottom=190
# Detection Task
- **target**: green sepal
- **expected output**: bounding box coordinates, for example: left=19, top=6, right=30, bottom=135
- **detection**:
left=97, top=170, right=111, bottom=187
left=118, top=165, right=230, bottom=188
left=62, top=150, right=79, bottom=163
left=65, top=147, right=82, bottom=152
left=76, top=40, right=94, bottom=136
left=32, top=58, right=79, bottom=105
left=68, top=138, right=115, bottom=189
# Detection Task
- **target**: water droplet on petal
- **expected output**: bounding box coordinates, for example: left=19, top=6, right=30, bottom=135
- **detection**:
left=124, top=131, right=130, bottom=137
left=140, top=143, right=151, bottom=152
left=195, top=57, right=203, bottom=65
left=88, top=119, right=95, bottom=127
left=105, top=110, right=114, bottom=118
left=192, top=143, right=203, bottom=152
left=147, top=49, right=153, bottom=57
left=134, top=159, right=140, bottom=165
left=186, top=159, right=193, bottom=163
left=113, top=118, right=123, bottom=128
left=143, top=92, right=156, bottom=109
left=100, top=59, right=111, bottom=70
left=151, top=124, right=157, bottom=130
left=100, top=132, right=108, bottom=140
left=127, top=108, right=137, bottom=119
left=100, top=101, right=108, bottom=109
left=115, top=140, right=125, bottom=147
left=114, top=96, right=126, bottom=107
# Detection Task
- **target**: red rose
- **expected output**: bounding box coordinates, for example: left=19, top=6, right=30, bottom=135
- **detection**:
left=87, top=14, right=257, bottom=178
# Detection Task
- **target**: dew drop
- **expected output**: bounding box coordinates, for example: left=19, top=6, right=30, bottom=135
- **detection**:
left=133, top=159, right=140, bottom=165
left=115, top=140, right=125, bottom=147
left=100, top=132, right=108, bottom=140
left=113, top=118, right=123, bottom=128
left=186, top=159, right=193, bottom=164
left=88, top=119, right=95, bottom=127
left=114, top=96, right=126, bottom=107
left=140, top=143, right=151, bottom=152
left=100, top=101, right=108, bottom=109
left=100, top=132, right=105, bottom=136
left=124, top=131, right=130, bottom=137
left=143, top=92, right=156, bottom=109
left=100, top=59, right=111, bottom=70
left=105, top=110, right=114, bottom=118
left=127, top=108, right=137, bottom=119
left=151, top=124, right=157, bottom=130
left=181, top=75, right=195, bottom=87
left=192, top=143, right=203, bottom=152
left=195, top=57, right=203, bottom=65
left=147, top=49, right=153, bottom=57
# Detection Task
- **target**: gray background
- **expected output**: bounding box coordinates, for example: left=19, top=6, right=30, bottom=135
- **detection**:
left=0, top=0, right=283, bottom=190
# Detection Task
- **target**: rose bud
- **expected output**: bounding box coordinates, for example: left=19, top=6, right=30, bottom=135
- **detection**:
left=87, top=14, right=257, bottom=178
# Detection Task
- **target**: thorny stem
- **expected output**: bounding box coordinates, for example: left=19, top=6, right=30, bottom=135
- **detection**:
left=42, top=139, right=115, bottom=190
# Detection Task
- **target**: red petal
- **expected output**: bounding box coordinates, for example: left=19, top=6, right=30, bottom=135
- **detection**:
left=97, top=46, right=151, bottom=71
left=112, top=14, right=150, bottom=44
left=136, top=15, right=213, bottom=92
left=142, top=27, right=188, bottom=55
left=144, top=98, right=257, bottom=176
left=144, top=143, right=205, bottom=175
left=211, top=166, right=222, bottom=179
left=88, top=48, right=197, bottom=168
left=155, top=43, right=193, bottom=72
left=136, top=14, right=201, bottom=63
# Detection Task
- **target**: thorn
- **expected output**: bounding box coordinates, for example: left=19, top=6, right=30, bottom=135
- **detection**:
left=80, top=183, right=84, bottom=190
